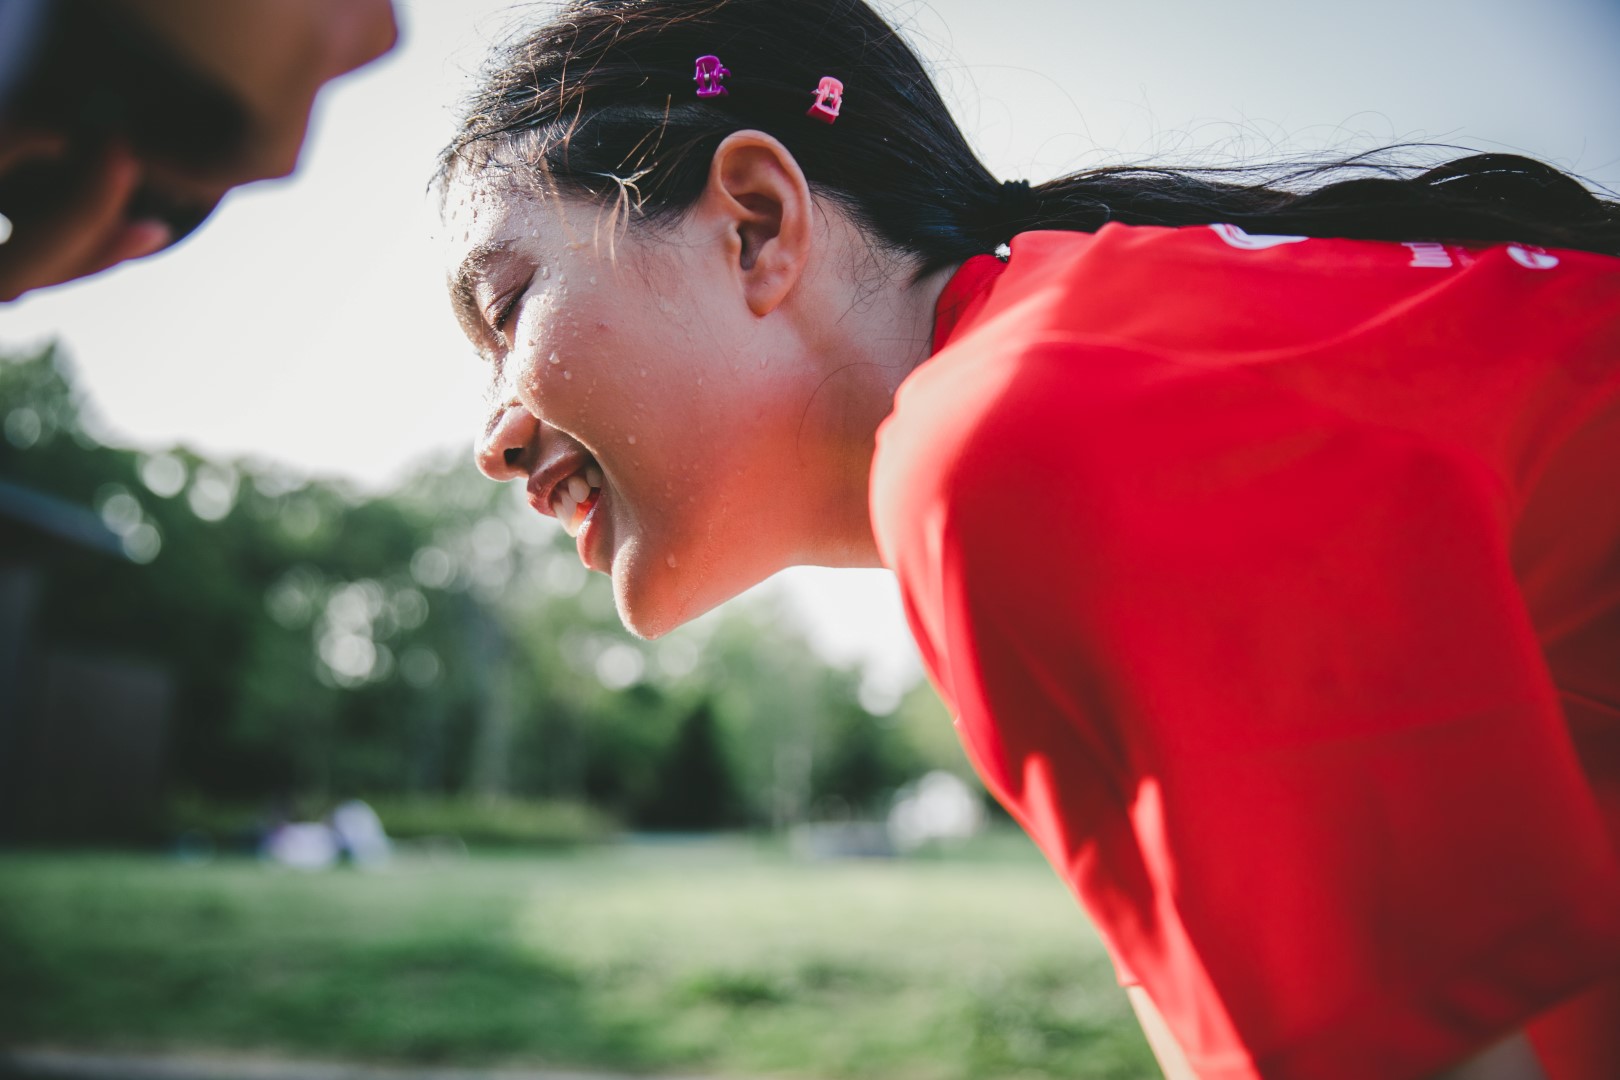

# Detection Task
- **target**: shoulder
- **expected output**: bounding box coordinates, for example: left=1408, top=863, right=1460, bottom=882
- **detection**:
left=870, top=331, right=1140, bottom=580
left=875, top=309, right=1488, bottom=535
left=871, top=317, right=1515, bottom=654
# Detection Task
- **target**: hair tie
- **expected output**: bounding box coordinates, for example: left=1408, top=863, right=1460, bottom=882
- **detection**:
left=978, top=179, right=1040, bottom=258
left=999, top=179, right=1039, bottom=224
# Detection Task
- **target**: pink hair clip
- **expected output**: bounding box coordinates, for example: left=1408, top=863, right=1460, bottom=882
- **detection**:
left=694, top=55, right=730, bottom=98
left=807, top=76, right=843, bottom=124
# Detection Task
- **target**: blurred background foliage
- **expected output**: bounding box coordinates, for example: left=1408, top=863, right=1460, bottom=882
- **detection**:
left=0, top=342, right=967, bottom=843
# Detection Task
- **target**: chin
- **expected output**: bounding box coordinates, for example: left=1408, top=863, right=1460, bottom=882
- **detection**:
left=613, top=580, right=726, bottom=641
left=609, top=544, right=748, bottom=640
left=610, top=555, right=699, bottom=641
left=613, top=587, right=673, bottom=641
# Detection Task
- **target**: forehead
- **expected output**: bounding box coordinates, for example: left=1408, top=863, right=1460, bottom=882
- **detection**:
left=441, top=168, right=625, bottom=283
left=441, top=170, right=538, bottom=266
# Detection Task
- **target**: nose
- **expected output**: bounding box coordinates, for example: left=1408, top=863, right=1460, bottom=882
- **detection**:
left=475, top=400, right=540, bottom=481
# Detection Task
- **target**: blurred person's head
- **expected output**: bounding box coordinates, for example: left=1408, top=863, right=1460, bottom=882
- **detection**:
left=0, top=0, right=396, bottom=301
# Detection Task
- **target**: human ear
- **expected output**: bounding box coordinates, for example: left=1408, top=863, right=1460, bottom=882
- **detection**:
left=700, top=131, right=813, bottom=317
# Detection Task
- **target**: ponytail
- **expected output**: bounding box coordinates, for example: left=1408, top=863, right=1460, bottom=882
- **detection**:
left=1006, top=151, right=1620, bottom=259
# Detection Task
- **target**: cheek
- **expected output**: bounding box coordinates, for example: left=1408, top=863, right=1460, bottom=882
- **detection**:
left=507, top=304, right=588, bottom=408
left=503, top=313, right=656, bottom=477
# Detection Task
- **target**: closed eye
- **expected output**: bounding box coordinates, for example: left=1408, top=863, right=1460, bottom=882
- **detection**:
left=490, top=271, right=535, bottom=346
left=494, top=293, right=521, bottom=337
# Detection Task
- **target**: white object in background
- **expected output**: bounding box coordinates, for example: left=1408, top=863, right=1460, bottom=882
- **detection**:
left=262, top=821, right=341, bottom=870
left=331, top=798, right=392, bottom=867
left=888, top=771, right=985, bottom=852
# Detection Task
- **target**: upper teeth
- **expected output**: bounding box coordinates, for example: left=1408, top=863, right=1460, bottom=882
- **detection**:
left=551, top=465, right=603, bottom=537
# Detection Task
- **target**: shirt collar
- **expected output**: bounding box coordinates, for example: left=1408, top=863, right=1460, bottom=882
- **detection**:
left=932, top=254, right=1008, bottom=351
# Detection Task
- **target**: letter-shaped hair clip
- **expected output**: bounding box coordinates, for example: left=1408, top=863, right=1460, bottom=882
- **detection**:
left=807, top=76, right=843, bottom=124
left=694, top=55, right=730, bottom=98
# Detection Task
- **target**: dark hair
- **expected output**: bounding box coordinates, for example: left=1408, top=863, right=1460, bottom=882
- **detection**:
left=437, top=0, right=1620, bottom=277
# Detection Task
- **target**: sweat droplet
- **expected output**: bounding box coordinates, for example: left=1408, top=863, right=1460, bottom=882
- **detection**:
left=627, top=435, right=637, bottom=445
left=563, top=370, right=572, bottom=380
left=548, top=352, right=561, bottom=365
left=589, top=276, right=598, bottom=285
left=540, top=266, right=551, bottom=279
left=666, top=554, right=678, bottom=569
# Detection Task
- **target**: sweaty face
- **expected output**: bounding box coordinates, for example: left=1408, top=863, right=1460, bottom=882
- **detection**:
left=443, top=172, right=827, bottom=638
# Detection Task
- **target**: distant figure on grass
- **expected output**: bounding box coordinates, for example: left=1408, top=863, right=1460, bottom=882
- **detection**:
left=262, top=798, right=391, bottom=871
left=433, top=3, right=1620, bottom=1078
left=0, top=0, right=397, bottom=301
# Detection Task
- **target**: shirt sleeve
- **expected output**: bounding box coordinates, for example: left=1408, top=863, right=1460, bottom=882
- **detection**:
left=879, top=336, right=1620, bottom=1080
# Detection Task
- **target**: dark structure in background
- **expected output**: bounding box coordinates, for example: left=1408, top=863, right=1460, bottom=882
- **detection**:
left=0, top=480, right=171, bottom=844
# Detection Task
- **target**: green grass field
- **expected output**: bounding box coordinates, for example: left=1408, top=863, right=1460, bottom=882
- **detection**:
left=0, top=834, right=1155, bottom=1079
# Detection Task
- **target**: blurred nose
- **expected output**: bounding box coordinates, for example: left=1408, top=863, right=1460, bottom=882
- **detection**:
left=476, top=401, right=539, bottom=481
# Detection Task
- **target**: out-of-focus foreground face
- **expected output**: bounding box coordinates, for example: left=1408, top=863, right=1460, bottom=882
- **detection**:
left=0, top=0, right=397, bottom=302
left=121, top=0, right=399, bottom=184
left=443, top=167, right=858, bottom=638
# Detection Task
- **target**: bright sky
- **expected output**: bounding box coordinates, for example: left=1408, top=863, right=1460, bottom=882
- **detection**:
left=4, top=0, right=1619, bottom=691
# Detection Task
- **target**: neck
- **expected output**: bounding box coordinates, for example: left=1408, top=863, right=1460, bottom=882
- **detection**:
left=790, top=255, right=959, bottom=568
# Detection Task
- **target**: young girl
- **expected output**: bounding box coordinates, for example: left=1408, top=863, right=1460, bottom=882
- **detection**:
left=435, top=2, right=1620, bottom=1077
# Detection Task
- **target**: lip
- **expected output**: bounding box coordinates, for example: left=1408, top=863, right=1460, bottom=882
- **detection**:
left=525, top=449, right=597, bottom=522
left=576, top=486, right=609, bottom=572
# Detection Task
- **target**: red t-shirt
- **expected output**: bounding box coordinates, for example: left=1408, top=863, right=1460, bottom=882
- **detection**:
left=870, top=224, right=1620, bottom=1080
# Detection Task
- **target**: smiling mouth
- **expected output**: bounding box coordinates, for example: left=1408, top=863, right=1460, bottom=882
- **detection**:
left=552, top=462, right=604, bottom=539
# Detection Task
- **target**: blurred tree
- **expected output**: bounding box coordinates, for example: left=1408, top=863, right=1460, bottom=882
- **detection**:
left=636, top=702, right=740, bottom=830
left=813, top=706, right=914, bottom=817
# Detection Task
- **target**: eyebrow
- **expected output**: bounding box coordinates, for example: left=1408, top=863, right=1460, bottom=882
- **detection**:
left=448, top=241, right=513, bottom=346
